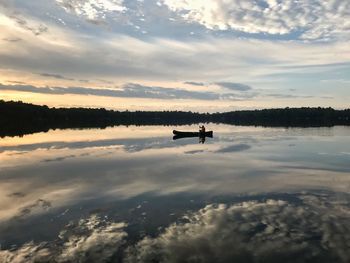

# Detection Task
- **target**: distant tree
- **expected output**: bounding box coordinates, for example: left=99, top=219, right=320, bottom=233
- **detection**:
left=0, top=100, right=349, bottom=137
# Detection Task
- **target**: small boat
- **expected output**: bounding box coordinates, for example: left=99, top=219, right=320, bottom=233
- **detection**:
left=173, top=130, right=213, bottom=137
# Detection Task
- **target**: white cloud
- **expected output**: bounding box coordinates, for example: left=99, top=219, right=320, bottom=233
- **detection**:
left=1, top=1, right=349, bottom=85
left=1, top=23, right=349, bottom=83
left=161, top=0, right=350, bottom=40
left=58, top=215, right=127, bottom=262
left=56, top=0, right=126, bottom=20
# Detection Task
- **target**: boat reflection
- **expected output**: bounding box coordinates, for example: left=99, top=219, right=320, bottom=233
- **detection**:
left=172, top=129, right=214, bottom=143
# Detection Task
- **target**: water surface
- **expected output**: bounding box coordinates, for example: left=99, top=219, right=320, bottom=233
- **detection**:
left=0, top=124, right=350, bottom=262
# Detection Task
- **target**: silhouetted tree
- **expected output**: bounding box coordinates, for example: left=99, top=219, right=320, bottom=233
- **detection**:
left=0, top=100, right=349, bottom=137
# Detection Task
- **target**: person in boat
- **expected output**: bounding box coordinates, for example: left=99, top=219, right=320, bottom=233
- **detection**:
left=199, top=125, right=206, bottom=134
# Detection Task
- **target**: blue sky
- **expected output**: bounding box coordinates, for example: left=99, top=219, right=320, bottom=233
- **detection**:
left=0, top=0, right=349, bottom=111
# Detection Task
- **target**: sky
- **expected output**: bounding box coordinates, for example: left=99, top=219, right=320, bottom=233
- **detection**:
left=0, top=0, right=349, bottom=112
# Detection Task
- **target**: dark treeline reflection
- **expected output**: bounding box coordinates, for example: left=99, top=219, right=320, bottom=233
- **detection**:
left=1, top=100, right=350, bottom=137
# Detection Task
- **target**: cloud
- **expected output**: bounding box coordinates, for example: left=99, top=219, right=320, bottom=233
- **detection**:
left=56, top=0, right=126, bottom=20
left=0, top=0, right=349, bottom=109
left=57, top=215, right=127, bottom=262
left=215, top=82, right=252, bottom=91
left=221, top=92, right=258, bottom=100
left=42, top=155, right=76, bottom=163
left=3, top=193, right=350, bottom=262
left=96, top=79, right=114, bottom=84
left=126, top=194, right=350, bottom=262
left=0, top=10, right=350, bottom=86
left=0, top=215, right=127, bottom=263
left=265, top=93, right=333, bottom=99
left=8, top=14, right=48, bottom=36
left=0, top=82, right=251, bottom=101
left=15, top=199, right=52, bottom=219
left=38, top=73, right=75, bottom=81
left=8, top=192, right=26, bottom=198
left=0, top=243, right=51, bottom=263
left=267, top=93, right=314, bottom=99
left=2, top=37, right=22, bottom=42
left=121, top=83, right=219, bottom=100
left=161, top=0, right=350, bottom=40
left=184, top=150, right=205, bottom=154
left=215, top=144, right=251, bottom=153
left=0, top=19, right=349, bottom=85
left=0, top=136, right=184, bottom=154
left=184, top=81, right=205, bottom=86
left=6, top=80, right=27, bottom=84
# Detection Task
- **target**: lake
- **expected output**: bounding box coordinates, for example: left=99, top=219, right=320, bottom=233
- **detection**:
left=0, top=124, right=350, bottom=262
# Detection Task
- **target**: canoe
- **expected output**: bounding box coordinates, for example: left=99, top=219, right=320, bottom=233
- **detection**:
left=173, top=130, right=213, bottom=137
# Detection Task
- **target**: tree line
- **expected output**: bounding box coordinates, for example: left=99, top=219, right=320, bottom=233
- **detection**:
left=0, top=100, right=349, bottom=137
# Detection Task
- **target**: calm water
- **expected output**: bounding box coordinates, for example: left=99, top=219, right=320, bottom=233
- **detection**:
left=0, top=124, right=350, bottom=262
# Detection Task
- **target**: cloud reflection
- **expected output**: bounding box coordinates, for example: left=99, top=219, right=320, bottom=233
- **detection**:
left=215, top=144, right=251, bottom=153
left=1, top=193, right=350, bottom=262
left=0, top=215, right=127, bottom=263
left=126, top=194, right=350, bottom=262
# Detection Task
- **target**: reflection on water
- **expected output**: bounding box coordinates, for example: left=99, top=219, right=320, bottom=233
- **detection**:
left=0, top=124, right=350, bottom=262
